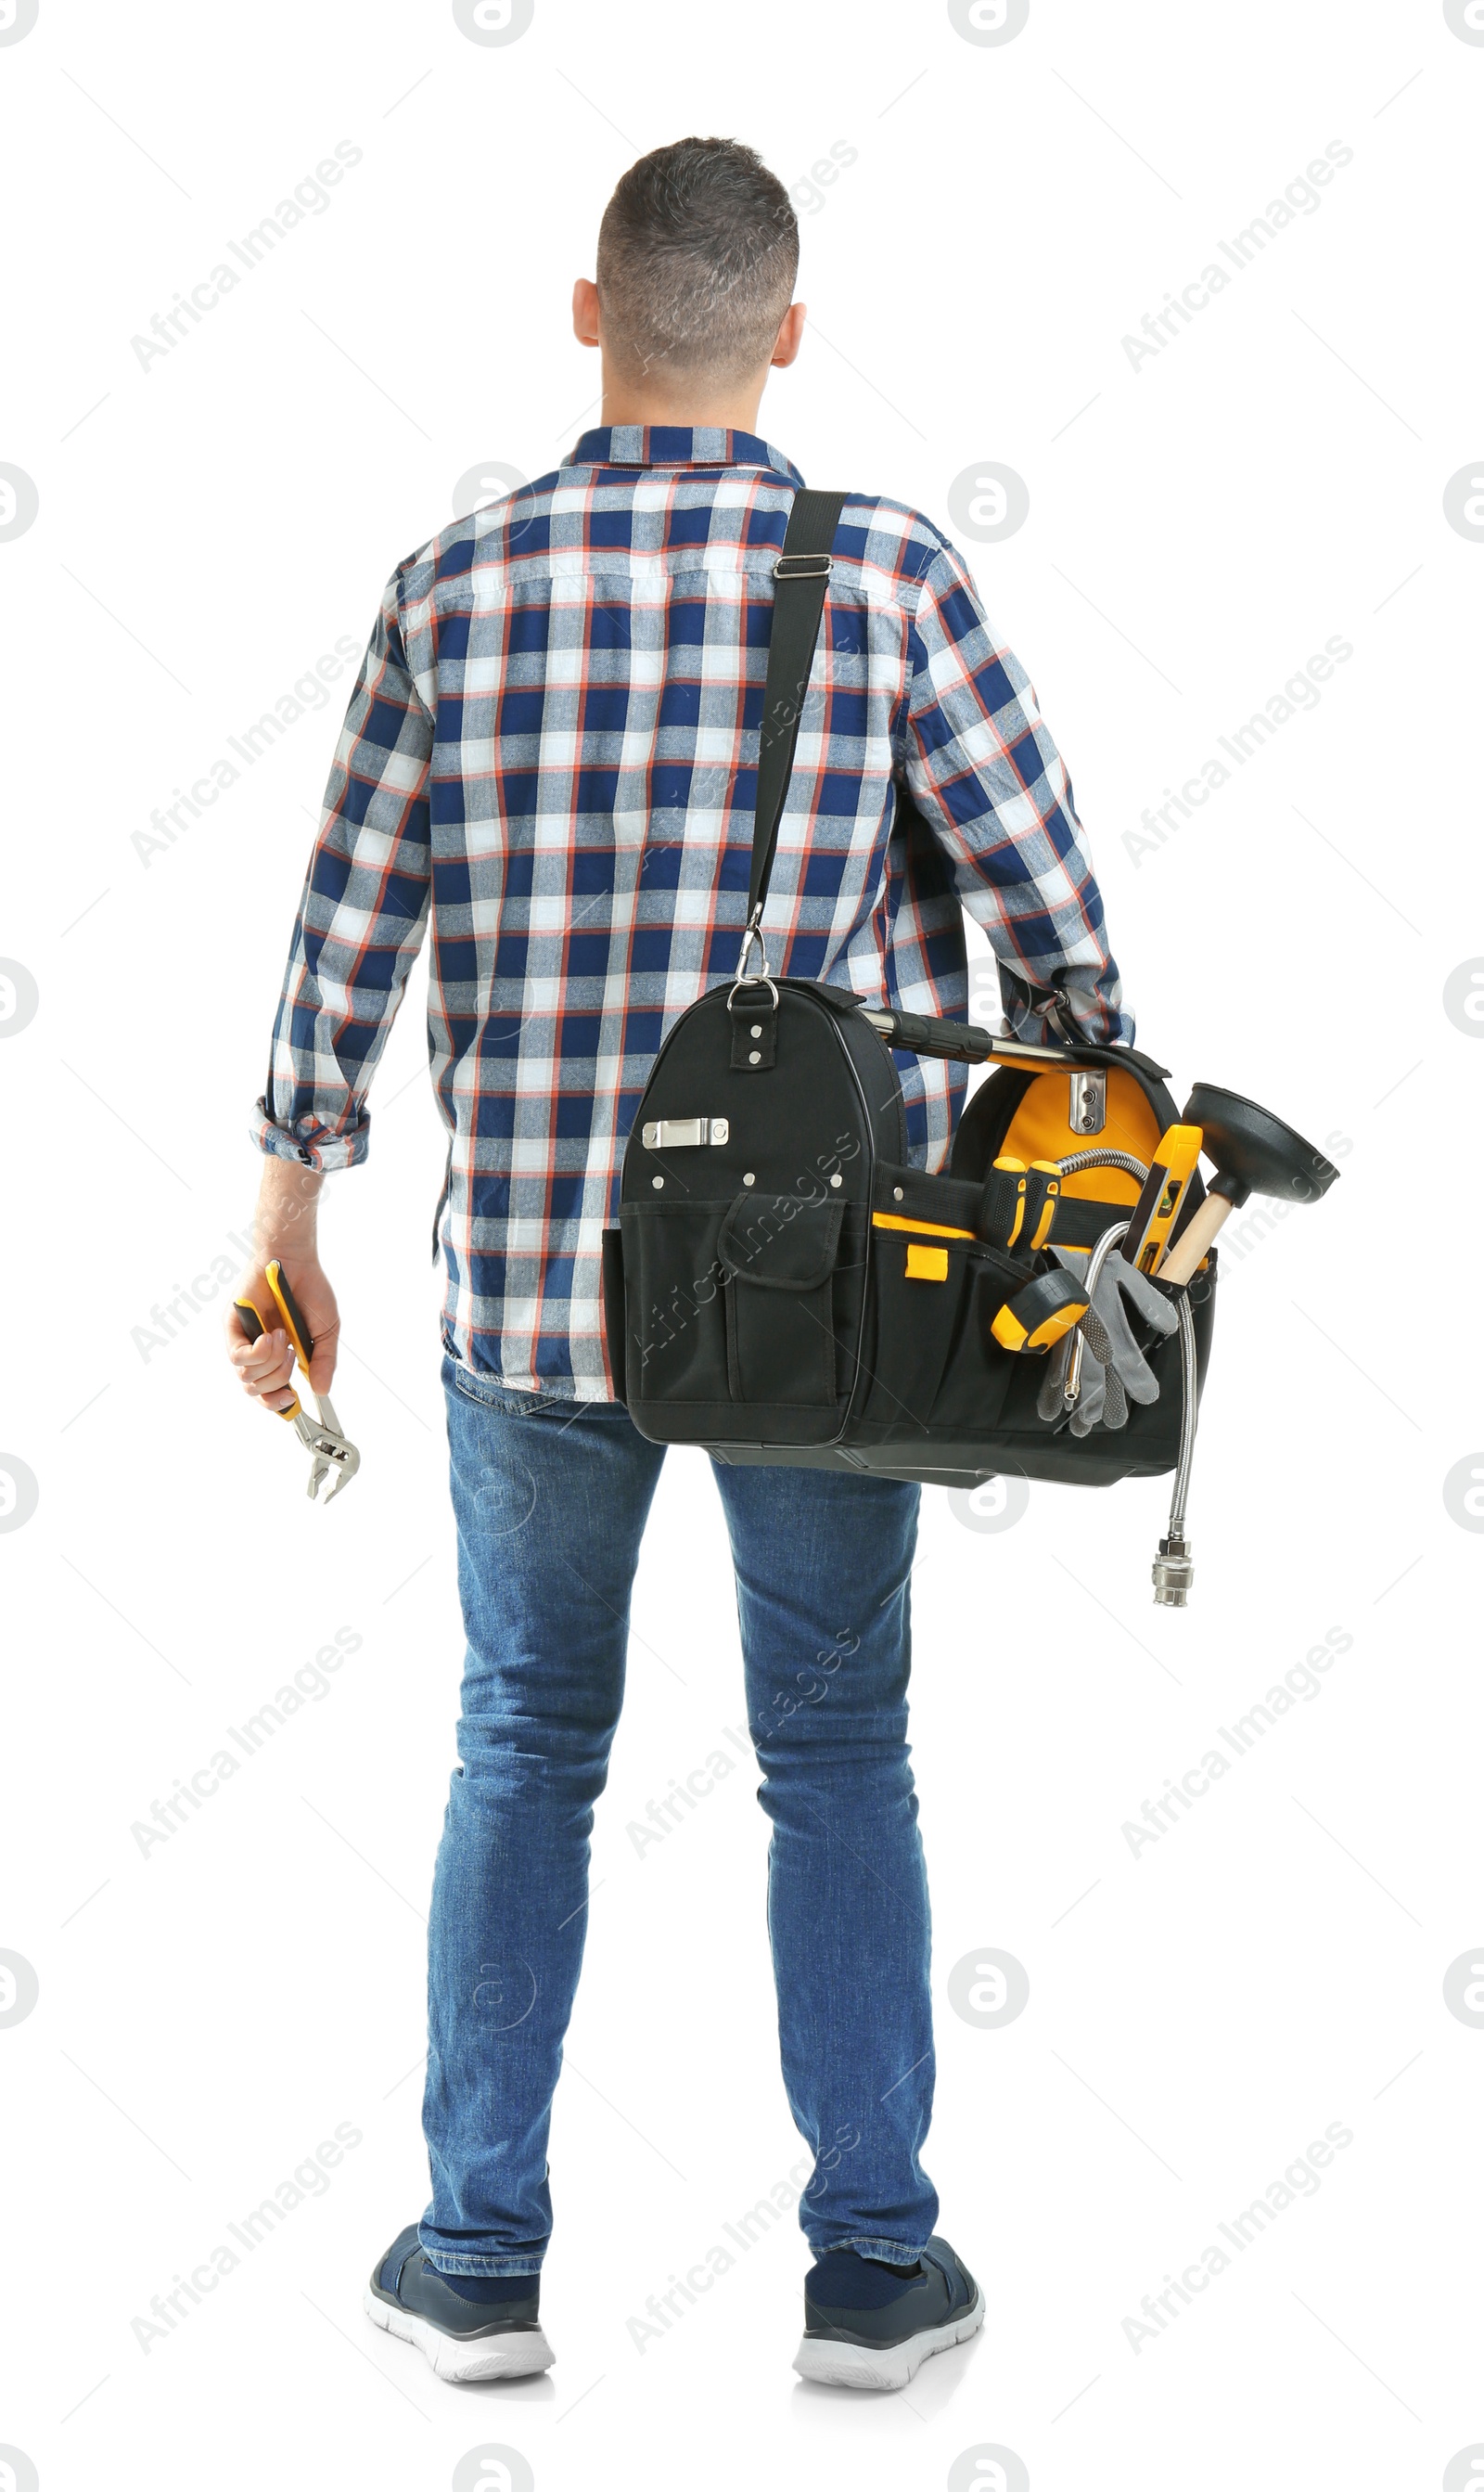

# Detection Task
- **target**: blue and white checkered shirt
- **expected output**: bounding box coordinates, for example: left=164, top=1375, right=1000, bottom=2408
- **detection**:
left=253, top=424, right=1132, bottom=1396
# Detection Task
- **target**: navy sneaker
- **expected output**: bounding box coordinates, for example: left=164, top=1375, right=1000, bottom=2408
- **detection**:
left=793, top=2236, right=984, bottom=2390
left=365, top=2225, right=554, bottom=2383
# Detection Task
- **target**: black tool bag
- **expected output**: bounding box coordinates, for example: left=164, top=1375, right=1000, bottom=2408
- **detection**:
left=600, top=490, right=1216, bottom=1490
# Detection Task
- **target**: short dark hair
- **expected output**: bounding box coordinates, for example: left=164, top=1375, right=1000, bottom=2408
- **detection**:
left=596, top=137, right=799, bottom=387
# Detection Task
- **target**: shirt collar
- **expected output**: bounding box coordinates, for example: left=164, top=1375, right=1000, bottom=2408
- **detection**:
left=562, top=424, right=803, bottom=485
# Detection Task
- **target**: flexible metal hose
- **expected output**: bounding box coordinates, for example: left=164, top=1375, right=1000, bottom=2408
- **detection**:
left=1055, top=1148, right=1149, bottom=1183
left=1168, top=1291, right=1199, bottom=1538
left=1051, top=1152, right=1146, bottom=1412
left=1063, top=1216, right=1131, bottom=1409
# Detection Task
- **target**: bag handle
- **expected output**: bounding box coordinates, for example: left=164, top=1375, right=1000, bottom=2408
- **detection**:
left=736, top=487, right=848, bottom=978
left=859, top=1003, right=1171, bottom=1083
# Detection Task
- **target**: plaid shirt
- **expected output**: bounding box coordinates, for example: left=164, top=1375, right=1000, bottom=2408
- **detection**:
left=253, top=424, right=1132, bottom=1398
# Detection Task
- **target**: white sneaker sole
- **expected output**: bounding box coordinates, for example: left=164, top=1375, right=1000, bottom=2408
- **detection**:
left=792, top=2281, right=985, bottom=2391
left=363, top=2285, right=555, bottom=2383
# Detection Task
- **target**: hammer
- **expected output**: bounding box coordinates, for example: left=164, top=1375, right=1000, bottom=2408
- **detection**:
left=1159, top=1084, right=1339, bottom=1285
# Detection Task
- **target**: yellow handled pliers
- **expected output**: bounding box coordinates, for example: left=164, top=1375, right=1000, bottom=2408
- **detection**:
left=234, top=1261, right=360, bottom=1502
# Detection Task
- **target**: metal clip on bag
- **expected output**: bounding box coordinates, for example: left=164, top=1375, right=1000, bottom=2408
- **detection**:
left=599, top=489, right=1217, bottom=1516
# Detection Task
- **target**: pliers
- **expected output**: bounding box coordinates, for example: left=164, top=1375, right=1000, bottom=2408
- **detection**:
left=234, top=1261, right=360, bottom=1502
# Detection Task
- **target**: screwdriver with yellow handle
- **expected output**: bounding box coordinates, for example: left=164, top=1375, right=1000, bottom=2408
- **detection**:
left=234, top=1260, right=360, bottom=1502
left=995, top=1156, right=1064, bottom=1252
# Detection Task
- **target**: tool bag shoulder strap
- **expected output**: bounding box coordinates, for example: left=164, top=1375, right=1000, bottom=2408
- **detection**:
left=741, top=485, right=849, bottom=953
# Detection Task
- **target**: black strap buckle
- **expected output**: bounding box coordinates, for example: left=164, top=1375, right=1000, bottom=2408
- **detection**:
left=773, top=552, right=833, bottom=581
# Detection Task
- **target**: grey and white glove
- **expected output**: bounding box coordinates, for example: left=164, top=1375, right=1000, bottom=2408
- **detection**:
left=1035, top=1243, right=1179, bottom=1434
left=1037, top=1323, right=1108, bottom=1435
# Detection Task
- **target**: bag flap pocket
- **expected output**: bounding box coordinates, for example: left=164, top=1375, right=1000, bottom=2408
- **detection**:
left=718, top=1193, right=844, bottom=1291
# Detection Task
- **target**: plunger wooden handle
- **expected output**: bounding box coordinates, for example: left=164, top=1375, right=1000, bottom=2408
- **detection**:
left=1159, top=1191, right=1233, bottom=1286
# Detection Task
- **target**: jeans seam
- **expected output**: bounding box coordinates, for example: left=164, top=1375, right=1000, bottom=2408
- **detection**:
left=417, top=2244, right=544, bottom=2278
left=818, top=2233, right=929, bottom=2261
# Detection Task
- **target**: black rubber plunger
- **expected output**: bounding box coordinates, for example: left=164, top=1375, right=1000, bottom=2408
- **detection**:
left=1160, top=1084, right=1339, bottom=1284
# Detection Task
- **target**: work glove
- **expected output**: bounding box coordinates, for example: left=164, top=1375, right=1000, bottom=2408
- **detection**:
left=1035, top=1245, right=1179, bottom=1434
left=1037, top=1323, right=1108, bottom=1435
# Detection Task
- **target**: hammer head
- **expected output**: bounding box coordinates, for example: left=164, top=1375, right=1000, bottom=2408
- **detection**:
left=1183, top=1083, right=1340, bottom=1209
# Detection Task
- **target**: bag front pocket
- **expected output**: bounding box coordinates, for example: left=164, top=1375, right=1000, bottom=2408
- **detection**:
left=717, top=1191, right=846, bottom=1407
left=926, top=1246, right=1023, bottom=1433
left=856, top=1221, right=1025, bottom=1439
left=620, top=1201, right=732, bottom=1403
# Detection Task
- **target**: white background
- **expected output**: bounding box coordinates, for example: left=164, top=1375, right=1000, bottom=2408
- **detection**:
left=2, top=3, right=1481, bottom=2487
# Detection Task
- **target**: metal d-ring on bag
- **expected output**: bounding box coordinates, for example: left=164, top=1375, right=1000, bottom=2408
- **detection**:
left=600, top=489, right=1223, bottom=1601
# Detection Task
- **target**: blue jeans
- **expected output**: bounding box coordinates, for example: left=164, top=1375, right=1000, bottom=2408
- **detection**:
left=419, top=1355, right=936, bottom=2274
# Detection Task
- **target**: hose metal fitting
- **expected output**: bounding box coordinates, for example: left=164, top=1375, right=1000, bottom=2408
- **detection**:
left=1152, top=1533, right=1195, bottom=1607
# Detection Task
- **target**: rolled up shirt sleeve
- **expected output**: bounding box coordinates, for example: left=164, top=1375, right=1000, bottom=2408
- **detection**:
left=251, top=567, right=434, bottom=1171
left=901, top=541, right=1133, bottom=1048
